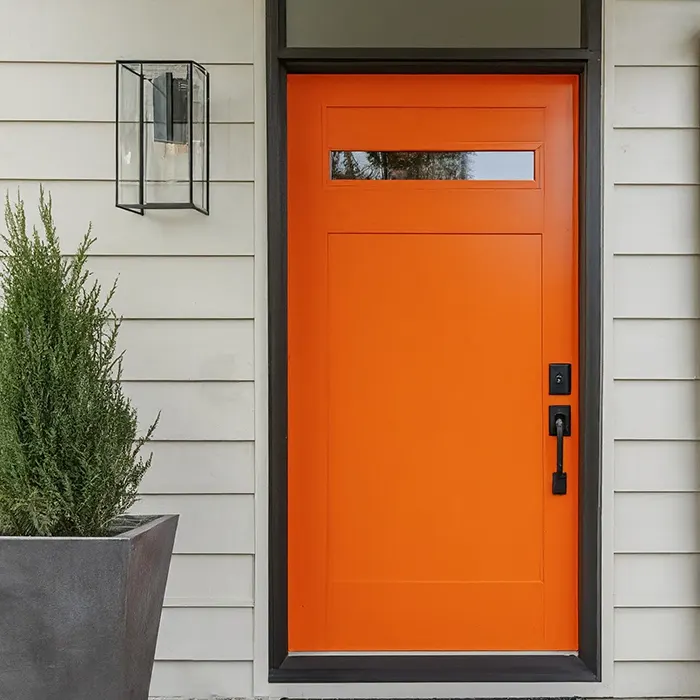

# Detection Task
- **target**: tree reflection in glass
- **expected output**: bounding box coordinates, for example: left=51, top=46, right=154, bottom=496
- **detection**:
left=331, top=151, right=474, bottom=180
left=331, top=150, right=535, bottom=181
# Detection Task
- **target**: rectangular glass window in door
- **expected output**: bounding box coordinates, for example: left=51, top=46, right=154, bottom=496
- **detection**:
left=330, top=151, right=536, bottom=181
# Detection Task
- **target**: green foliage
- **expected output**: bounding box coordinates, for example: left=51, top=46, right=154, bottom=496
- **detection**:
left=0, top=188, right=158, bottom=537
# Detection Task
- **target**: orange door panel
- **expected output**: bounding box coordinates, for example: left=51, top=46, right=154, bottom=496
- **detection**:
left=287, top=75, right=579, bottom=653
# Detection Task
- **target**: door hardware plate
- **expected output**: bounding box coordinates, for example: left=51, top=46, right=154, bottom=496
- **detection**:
left=548, top=405, right=572, bottom=436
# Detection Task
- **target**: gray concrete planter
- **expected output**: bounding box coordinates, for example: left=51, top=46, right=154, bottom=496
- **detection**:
left=0, top=514, right=178, bottom=700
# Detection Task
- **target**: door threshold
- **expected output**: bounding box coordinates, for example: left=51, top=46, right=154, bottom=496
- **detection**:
left=270, top=653, right=598, bottom=684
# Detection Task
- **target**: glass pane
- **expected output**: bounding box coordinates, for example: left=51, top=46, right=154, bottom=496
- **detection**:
left=192, top=64, right=208, bottom=212
left=287, top=0, right=581, bottom=49
left=116, top=63, right=142, bottom=207
left=142, top=63, right=191, bottom=206
left=331, top=151, right=535, bottom=181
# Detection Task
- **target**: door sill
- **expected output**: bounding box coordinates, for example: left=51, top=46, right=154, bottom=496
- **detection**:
left=269, top=653, right=598, bottom=683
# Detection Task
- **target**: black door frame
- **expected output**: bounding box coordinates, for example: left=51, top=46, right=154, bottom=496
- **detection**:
left=267, top=0, right=603, bottom=684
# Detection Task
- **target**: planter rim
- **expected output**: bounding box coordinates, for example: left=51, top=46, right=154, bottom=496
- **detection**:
left=0, top=513, right=177, bottom=542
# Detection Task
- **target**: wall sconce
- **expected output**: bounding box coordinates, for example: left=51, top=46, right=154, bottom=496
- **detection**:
left=116, top=61, right=210, bottom=215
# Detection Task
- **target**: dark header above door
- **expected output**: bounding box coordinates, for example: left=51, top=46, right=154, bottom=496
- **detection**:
left=272, top=0, right=601, bottom=63
left=286, top=0, right=582, bottom=50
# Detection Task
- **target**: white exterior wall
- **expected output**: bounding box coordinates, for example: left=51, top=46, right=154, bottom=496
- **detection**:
left=3, top=0, right=700, bottom=698
left=610, top=0, right=700, bottom=696
left=0, top=1, right=262, bottom=698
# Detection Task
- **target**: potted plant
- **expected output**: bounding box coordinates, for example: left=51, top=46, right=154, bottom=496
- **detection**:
left=0, top=189, right=177, bottom=700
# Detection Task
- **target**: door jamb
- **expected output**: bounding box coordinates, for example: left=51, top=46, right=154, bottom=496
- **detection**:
left=267, top=0, right=603, bottom=685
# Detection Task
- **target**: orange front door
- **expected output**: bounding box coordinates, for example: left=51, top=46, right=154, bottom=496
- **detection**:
left=287, top=75, right=579, bottom=653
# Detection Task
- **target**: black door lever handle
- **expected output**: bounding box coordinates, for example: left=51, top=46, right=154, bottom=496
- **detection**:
left=549, top=405, right=571, bottom=495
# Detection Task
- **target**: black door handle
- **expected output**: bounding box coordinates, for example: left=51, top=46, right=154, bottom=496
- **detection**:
left=549, top=406, right=571, bottom=495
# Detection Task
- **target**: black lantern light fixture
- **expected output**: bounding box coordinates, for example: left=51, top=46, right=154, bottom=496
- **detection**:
left=116, top=61, right=210, bottom=215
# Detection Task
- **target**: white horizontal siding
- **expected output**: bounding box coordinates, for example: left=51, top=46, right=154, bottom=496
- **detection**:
left=0, top=122, right=254, bottom=181
left=126, top=382, right=254, bottom=441
left=131, top=495, right=254, bottom=554
left=139, top=442, right=255, bottom=495
left=155, top=608, right=253, bottom=660
left=150, top=661, right=253, bottom=699
left=614, top=67, right=699, bottom=128
left=616, top=608, right=700, bottom=661
left=87, top=257, right=254, bottom=319
left=615, top=441, right=700, bottom=492
left=613, top=129, right=700, bottom=185
left=1, top=181, right=254, bottom=256
left=614, top=320, right=700, bottom=379
left=165, top=554, right=254, bottom=606
left=615, top=0, right=700, bottom=67
left=0, top=0, right=254, bottom=63
left=611, top=2, right=700, bottom=694
left=615, top=493, right=700, bottom=554
left=613, top=381, right=699, bottom=440
left=614, top=256, right=700, bottom=318
left=120, top=320, right=254, bottom=381
left=615, top=661, right=700, bottom=697
left=0, top=63, right=254, bottom=124
left=612, top=185, right=700, bottom=255
left=615, top=554, right=700, bottom=607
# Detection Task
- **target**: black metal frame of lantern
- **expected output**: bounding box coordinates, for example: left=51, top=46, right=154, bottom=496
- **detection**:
left=115, top=60, right=210, bottom=215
